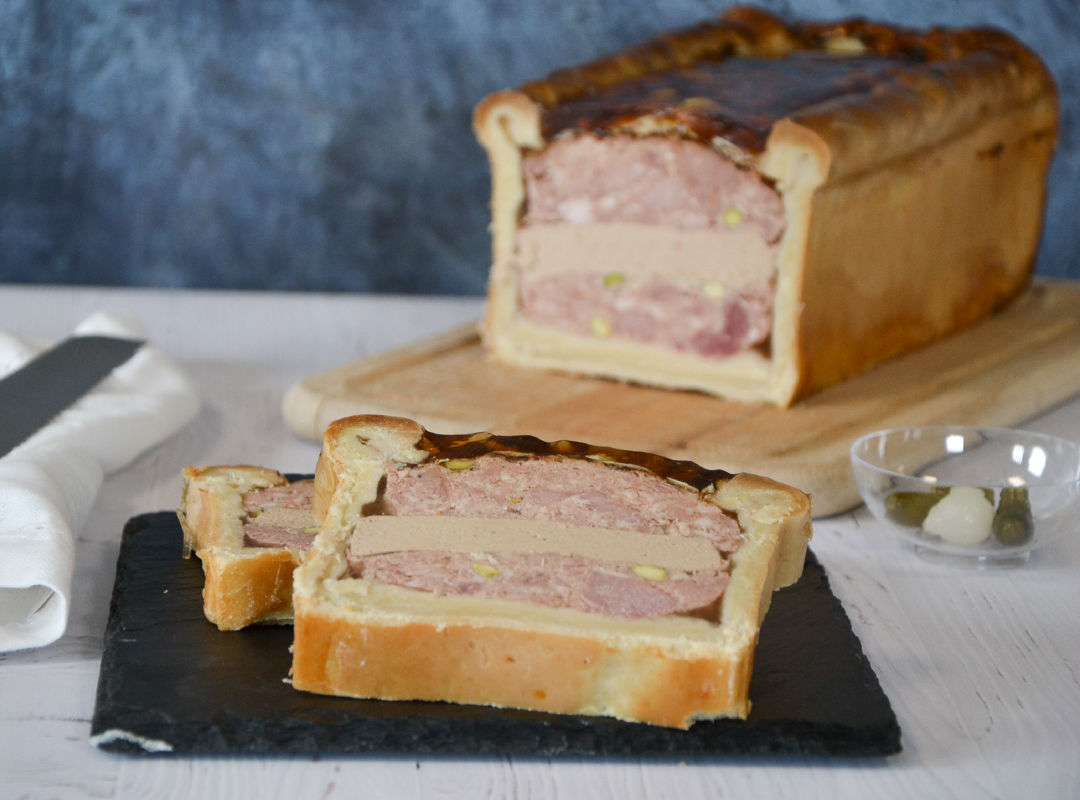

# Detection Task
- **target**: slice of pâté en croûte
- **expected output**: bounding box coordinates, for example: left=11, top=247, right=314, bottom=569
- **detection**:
left=179, top=466, right=315, bottom=630
left=290, top=415, right=812, bottom=728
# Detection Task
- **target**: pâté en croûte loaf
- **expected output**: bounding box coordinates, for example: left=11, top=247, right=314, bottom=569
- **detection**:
left=178, top=466, right=316, bottom=630
left=473, top=5, right=1058, bottom=406
left=289, top=415, right=812, bottom=728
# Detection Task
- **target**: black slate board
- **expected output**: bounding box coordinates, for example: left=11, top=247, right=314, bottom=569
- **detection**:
left=90, top=511, right=901, bottom=757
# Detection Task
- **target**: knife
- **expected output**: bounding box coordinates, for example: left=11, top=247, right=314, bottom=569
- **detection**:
left=0, top=335, right=145, bottom=459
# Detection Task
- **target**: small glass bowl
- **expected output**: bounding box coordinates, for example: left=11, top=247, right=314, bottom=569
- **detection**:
left=851, top=426, right=1080, bottom=568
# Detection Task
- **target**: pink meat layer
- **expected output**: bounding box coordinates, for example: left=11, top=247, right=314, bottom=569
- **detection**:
left=346, top=456, right=742, bottom=620
left=382, top=456, right=741, bottom=551
left=243, top=480, right=315, bottom=513
left=356, top=551, right=730, bottom=620
left=242, top=523, right=315, bottom=549
left=519, top=275, right=773, bottom=357
left=523, top=135, right=785, bottom=243
left=242, top=480, right=316, bottom=549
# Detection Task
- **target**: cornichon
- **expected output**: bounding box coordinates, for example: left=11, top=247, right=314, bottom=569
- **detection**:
left=992, top=487, right=1034, bottom=545
left=883, top=486, right=995, bottom=527
left=883, top=487, right=950, bottom=527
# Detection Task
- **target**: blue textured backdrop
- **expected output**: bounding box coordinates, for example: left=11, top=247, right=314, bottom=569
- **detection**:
left=1, top=0, right=1077, bottom=295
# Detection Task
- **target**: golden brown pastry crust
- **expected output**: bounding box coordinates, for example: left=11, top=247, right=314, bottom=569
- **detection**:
left=178, top=465, right=307, bottom=631
left=290, top=415, right=812, bottom=728
left=473, top=5, right=1058, bottom=406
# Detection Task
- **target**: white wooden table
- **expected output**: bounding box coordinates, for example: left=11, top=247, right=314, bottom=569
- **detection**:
left=1, top=284, right=1078, bottom=799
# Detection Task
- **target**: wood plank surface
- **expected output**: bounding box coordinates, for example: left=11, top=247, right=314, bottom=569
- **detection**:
left=283, top=281, right=1080, bottom=516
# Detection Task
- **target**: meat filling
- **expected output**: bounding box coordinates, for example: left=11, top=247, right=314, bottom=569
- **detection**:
left=521, top=275, right=773, bottom=358
left=523, top=135, right=784, bottom=239
left=359, top=551, right=729, bottom=621
left=242, top=480, right=317, bottom=549
left=346, top=455, right=742, bottom=620
left=517, top=134, right=785, bottom=358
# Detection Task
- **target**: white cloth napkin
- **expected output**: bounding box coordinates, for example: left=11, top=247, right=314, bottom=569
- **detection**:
left=0, top=312, right=200, bottom=652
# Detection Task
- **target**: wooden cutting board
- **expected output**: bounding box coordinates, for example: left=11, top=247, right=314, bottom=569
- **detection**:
left=283, top=281, right=1080, bottom=516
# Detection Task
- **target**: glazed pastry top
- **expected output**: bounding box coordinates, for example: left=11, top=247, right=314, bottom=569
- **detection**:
left=520, top=5, right=1051, bottom=154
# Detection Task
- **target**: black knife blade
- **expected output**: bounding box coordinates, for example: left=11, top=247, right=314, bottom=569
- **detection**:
left=0, top=335, right=145, bottom=459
